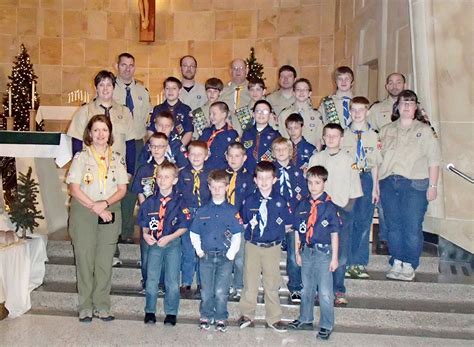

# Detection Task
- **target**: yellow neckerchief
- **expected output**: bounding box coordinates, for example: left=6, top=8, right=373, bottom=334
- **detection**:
left=90, top=145, right=112, bottom=193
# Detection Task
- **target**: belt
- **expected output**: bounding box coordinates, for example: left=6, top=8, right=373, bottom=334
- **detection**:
left=305, top=242, right=330, bottom=249
left=205, top=250, right=226, bottom=256
left=249, top=240, right=282, bottom=248
left=359, top=168, right=371, bottom=173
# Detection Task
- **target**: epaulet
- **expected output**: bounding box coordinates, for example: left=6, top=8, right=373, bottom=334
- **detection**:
left=369, top=100, right=380, bottom=109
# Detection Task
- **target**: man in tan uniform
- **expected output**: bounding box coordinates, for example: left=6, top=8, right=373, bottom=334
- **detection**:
left=179, top=55, right=207, bottom=111
left=266, top=65, right=297, bottom=117
left=219, top=58, right=251, bottom=135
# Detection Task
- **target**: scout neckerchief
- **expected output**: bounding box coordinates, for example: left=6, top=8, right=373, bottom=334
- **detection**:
left=226, top=169, right=238, bottom=205
left=253, top=129, right=262, bottom=160
left=279, top=165, right=293, bottom=199
left=99, top=104, right=113, bottom=118
left=342, top=96, right=351, bottom=128
left=306, top=194, right=331, bottom=244
left=206, top=125, right=226, bottom=149
left=258, top=196, right=270, bottom=238
left=90, top=145, right=112, bottom=193
left=191, top=169, right=202, bottom=206
left=125, top=85, right=134, bottom=114
left=322, top=96, right=340, bottom=125
left=351, top=123, right=370, bottom=170
left=291, top=142, right=298, bottom=166
left=235, top=86, right=241, bottom=110
left=156, top=196, right=171, bottom=240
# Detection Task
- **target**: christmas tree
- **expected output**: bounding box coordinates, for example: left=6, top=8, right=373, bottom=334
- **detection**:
left=246, top=47, right=265, bottom=81
left=1, top=44, right=40, bottom=131
left=8, top=167, right=43, bottom=238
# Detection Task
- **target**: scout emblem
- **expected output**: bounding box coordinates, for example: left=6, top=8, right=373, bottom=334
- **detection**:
left=299, top=221, right=307, bottom=234
left=249, top=214, right=258, bottom=231
left=83, top=173, right=93, bottom=185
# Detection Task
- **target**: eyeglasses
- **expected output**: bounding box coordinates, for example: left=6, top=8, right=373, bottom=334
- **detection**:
left=254, top=109, right=271, bottom=115
left=149, top=144, right=167, bottom=150
left=181, top=65, right=196, bottom=69
left=232, top=66, right=245, bottom=71
left=295, top=88, right=310, bottom=92
left=399, top=101, right=417, bottom=107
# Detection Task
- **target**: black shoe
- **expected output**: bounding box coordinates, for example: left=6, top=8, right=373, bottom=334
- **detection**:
left=265, top=321, right=287, bottom=332
left=317, top=327, right=332, bottom=340
left=376, top=241, right=389, bottom=255
left=164, top=314, right=177, bottom=326
left=193, top=286, right=201, bottom=299
left=288, top=319, right=313, bottom=330
left=290, top=291, right=302, bottom=303
left=238, top=315, right=253, bottom=329
left=144, top=313, right=156, bottom=324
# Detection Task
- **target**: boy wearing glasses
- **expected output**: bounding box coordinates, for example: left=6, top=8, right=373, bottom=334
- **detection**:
left=279, top=78, right=323, bottom=149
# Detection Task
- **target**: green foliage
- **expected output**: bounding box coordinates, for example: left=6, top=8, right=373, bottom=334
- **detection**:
left=8, top=167, right=43, bottom=236
left=246, top=47, right=265, bottom=81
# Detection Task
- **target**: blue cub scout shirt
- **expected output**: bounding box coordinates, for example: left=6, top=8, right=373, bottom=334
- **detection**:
left=226, top=167, right=255, bottom=210
left=294, top=137, right=316, bottom=169
left=190, top=200, right=244, bottom=253
left=176, top=165, right=211, bottom=210
left=293, top=192, right=340, bottom=246
left=273, top=161, right=308, bottom=209
left=147, top=100, right=193, bottom=140
left=199, top=124, right=239, bottom=170
left=138, top=137, right=187, bottom=169
left=241, top=125, right=280, bottom=175
left=240, top=189, right=292, bottom=243
left=137, top=191, right=191, bottom=240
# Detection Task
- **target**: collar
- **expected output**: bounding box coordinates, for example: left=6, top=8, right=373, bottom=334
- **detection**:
left=158, top=190, right=176, bottom=201
left=226, top=166, right=247, bottom=175
left=274, top=161, right=291, bottom=170
left=228, top=81, right=248, bottom=89
left=349, top=122, right=371, bottom=132
left=335, top=91, right=353, bottom=99
left=210, top=199, right=227, bottom=207
left=254, top=124, right=271, bottom=133
left=115, top=78, right=136, bottom=88
left=313, top=191, right=328, bottom=203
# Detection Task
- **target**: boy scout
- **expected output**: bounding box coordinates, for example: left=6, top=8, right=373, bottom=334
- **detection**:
left=147, top=77, right=193, bottom=146
left=271, top=137, right=308, bottom=303
left=238, top=161, right=292, bottom=332
left=199, top=101, right=239, bottom=170
left=177, top=141, right=211, bottom=295
left=241, top=100, right=281, bottom=174
left=138, top=162, right=190, bottom=326
left=318, top=66, right=354, bottom=129
left=235, top=78, right=267, bottom=133
left=190, top=170, right=244, bottom=332
left=285, top=113, right=317, bottom=170
left=191, top=77, right=224, bottom=139
left=308, top=123, right=363, bottom=305
left=279, top=78, right=323, bottom=148
left=266, top=65, right=297, bottom=117
left=341, top=97, right=382, bottom=279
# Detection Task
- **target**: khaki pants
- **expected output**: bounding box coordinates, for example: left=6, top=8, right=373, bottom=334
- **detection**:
left=239, top=241, right=283, bottom=325
left=69, top=199, right=121, bottom=313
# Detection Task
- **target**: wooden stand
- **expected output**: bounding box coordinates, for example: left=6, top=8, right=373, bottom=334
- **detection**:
left=29, top=110, right=37, bottom=131
left=6, top=117, right=14, bottom=130
left=139, top=0, right=155, bottom=42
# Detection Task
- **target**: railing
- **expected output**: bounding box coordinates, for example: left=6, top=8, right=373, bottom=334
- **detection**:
left=446, top=163, right=474, bottom=184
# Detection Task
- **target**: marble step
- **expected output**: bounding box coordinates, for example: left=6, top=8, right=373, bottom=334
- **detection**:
left=46, top=240, right=440, bottom=274
left=42, top=263, right=473, bottom=304
left=30, top=289, right=474, bottom=340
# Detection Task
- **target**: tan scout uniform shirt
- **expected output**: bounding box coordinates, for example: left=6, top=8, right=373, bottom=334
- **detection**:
left=113, top=79, right=152, bottom=140
left=341, top=124, right=382, bottom=170
left=279, top=102, right=323, bottom=146
left=66, top=147, right=129, bottom=201
left=266, top=89, right=296, bottom=118
left=220, top=81, right=251, bottom=135
left=308, top=150, right=363, bottom=207
left=368, top=96, right=394, bottom=132
left=378, top=119, right=441, bottom=180
left=67, top=100, right=135, bottom=157
left=179, top=82, right=207, bottom=111
left=318, top=93, right=352, bottom=128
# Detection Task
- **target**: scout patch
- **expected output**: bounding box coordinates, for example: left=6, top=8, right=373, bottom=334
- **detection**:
left=244, top=140, right=253, bottom=149
left=141, top=177, right=155, bottom=198
left=149, top=217, right=159, bottom=231
left=171, top=217, right=178, bottom=226
left=249, top=214, right=258, bottom=230
left=321, top=220, right=329, bottom=227
left=276, top=217, right=283, bottom=225
left=182, top=208, right=191, bottom=220
left=83, top=172, right=93, bottom=185
left=276, top=201, right=282, bottom=207
left=299, top=221, right=307, bottom=234
left=120, top=157, right=126, bottom=166
left=176, top=124, right=184, bottom=135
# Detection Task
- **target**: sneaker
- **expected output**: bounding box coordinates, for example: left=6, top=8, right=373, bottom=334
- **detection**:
left=93, top=309, right=115, bottom=322
left=238, top=315, right=253, bottom=329
left=347, top=265, right=370, bottom=279
left=399, top=262, right=415, bottom=281
left=288, top=319, right=313, bottom=330
left=265, top=321, right=287, bottom=333
left=317, top=327, right=332, bottom=340
left=334, top=292, right=348, bottom=306
left=215, top=320, right=228, bottom=332
left=144, top=312, right=156, bottom=324
left=112, top=257, right=122, bottom=267
left=78, top=309, right=93, bottom=323
left=157, top=286, right=166, bottom=296
left=164, top=314, right=177, bottom=326
left=234, top=289, right=242, bottom=300
left=290, top=291, right=302, bottom=303
left=345, top=266, right=352, bottom=278
left=386, top=259, right=403, bottom=280
left=229, top=287, right=236, bottom=296
left=199, top=319, right=210, bottom=330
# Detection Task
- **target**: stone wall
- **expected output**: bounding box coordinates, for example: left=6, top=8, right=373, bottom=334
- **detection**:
left=0, top=0, right=336, bottom=107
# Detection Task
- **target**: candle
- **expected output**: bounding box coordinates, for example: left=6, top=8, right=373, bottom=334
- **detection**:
left=80, top=90, right=83, bottom=101
left=8, top=87, right=12, bottom=116
left=68, top=93, right=71, bottom=103
left=31, top=81, right=35, bottom=109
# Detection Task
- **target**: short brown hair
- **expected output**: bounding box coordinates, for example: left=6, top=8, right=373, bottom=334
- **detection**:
left=156, top=161, right=179, bottom=178
left=255, top=161, right=276, bottom=178
left=210, top=101, right=229, bottom=115
left=307, top=165, right=328, bottom=181
left=163, top=76, right=182, bottom=89
left=323, top=123, right=344, bottom=136
left=285, top=113, right=304, bottom=127
left=334, top=66, right=354, bottom=82
left=293, top=78, right=312, bottom=92
left=205, top=77, right=224, bottom=91
left=227, top=142, right=246, bottom=155
left=350, top=96, right=370, bottom=108
left=149, top=132, right=168, bottom=142
left=188, top=140, right=209, bottom=154
left=248, top=78, right=266, bottom=90
left=155, top=110, right=175, bottom=125
left=207, top=169, right=230, bottom=185
left=271, top=136, right=293, bottom=151
left=94, top=70, right=116, bottom=88
left=83, top=114, right=114, bottom=146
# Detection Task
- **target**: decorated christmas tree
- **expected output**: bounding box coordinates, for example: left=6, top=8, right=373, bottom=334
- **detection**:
left=8, top=167, right=43, bottom=238
left=246, top=47, right=265, bottom=81
left=1, top=44, right=40, bottom=131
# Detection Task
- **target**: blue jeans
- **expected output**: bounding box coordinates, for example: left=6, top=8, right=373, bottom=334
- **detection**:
left=140, top=234, right=149, bottom=287
left=333, top=206, right=353, bottom=294
left=199, top=253, right=233, bottom=321
left=349, top=172, right=375, bottom=266
left=232, top=236, right=245, bottom=290
left=145, top=238, right=181, bottom=315
left=380, top=176, right=428, bottom=269
left=376, top=201, right=388, bottom=241
left=286, top=231, right=302, bottom=292
left=299, top=245, right=334, bottom=330
left=181, top=230, right=199, bottom=286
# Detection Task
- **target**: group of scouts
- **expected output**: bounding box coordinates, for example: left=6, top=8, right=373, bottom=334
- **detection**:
left=65, top=53, right=441, bottom=341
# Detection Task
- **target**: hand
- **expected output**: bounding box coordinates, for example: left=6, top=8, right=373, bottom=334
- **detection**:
left=143, top=232, right=157, bottom=246
left=91, top=200, right=107, bottom=215
left=157, top=234, right=172, bottom=247
left=226, top=251, right=235, bottom=261
left=196, top=251, right=205, bottom=258
left=329, top=259, right=338, bottom=272
left=99, top=210, right=112, bottom=222
left=295, top=253, right=302, bottom=267
left=427, top=186, right=437, bottom=201
left=372, top=188, right=379, bottom=204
